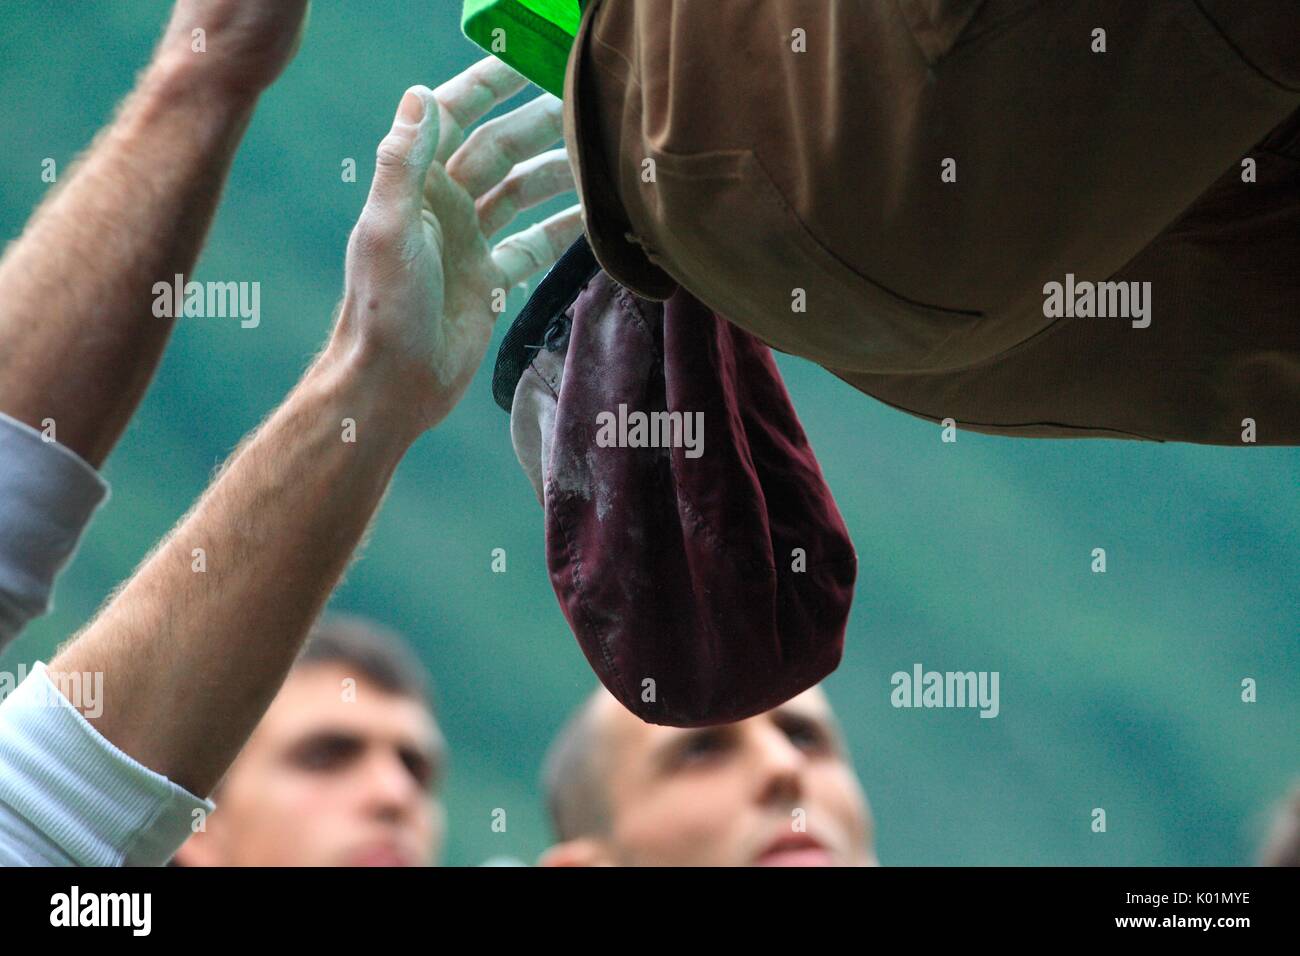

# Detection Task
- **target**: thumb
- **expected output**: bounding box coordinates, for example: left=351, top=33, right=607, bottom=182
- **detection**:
left=365, top=86, right=440, bottom=227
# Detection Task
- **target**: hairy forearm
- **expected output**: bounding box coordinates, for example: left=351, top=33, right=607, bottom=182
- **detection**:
left=0, top=48, right=257, bottom=467
left=51, top=336, right=421, bottom=796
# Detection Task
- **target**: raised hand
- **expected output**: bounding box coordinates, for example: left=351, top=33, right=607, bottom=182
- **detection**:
left=333, top=58, right=583, bottom=432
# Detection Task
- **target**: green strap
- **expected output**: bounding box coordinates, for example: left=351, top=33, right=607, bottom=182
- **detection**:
left=461, top=0, right=582, bottom=97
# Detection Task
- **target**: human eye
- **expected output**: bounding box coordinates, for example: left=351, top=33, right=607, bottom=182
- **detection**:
left=672, top=729, right=732, bottom=768
left=291, top=734, right=361, bottom=773
left=777, top=714, right=832, bottom=754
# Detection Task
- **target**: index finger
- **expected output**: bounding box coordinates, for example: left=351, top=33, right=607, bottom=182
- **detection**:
left=432, top=57, right=531, bottom=164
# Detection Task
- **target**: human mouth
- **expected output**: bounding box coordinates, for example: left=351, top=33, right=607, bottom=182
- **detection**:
left=346, top=845, right=416, bottom=867
left=754, top=834, right=835, bottom=867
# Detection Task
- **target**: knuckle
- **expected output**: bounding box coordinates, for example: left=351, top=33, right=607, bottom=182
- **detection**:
left=375, top=134, right=409, bottom=169
left=350, top=211, right=402, bottom=257
left=462, top=122, right=491, bottom=154
left=543, top=162, right=570, bottom=193
left=433, top=89, right=459, bottom=124
left=494, top=130, right=520, bottom=159
left=501, top=170, right=527, bottom=201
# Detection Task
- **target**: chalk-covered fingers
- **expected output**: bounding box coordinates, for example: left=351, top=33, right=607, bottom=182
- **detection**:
left=431, top=57, right=531, bottom=165
left=334, top=69, right=583, bottom=433
left=493, top=204, right=585, bottom=288
left=339, top=84, right=450, bottom=399
left=476, top=149, right=576, bottom=238
left=356, top=85, right=441, bottom=256
left=443, top=93, right=565, bottom=200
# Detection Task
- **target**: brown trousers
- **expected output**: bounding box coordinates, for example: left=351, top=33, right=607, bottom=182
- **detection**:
left=563, top=0, right=1300, bottom=443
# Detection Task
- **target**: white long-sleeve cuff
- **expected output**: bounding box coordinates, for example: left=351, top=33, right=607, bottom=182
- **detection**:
left=0, top=661, right=213, bottom=866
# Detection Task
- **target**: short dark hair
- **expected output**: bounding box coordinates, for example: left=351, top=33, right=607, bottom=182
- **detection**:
left=170, top=616, right=436, bottom=865
left=296, top=614, right=435, bottom=715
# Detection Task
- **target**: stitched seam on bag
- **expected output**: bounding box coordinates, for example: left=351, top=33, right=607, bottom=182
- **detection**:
left=678, top=494, right=773, bottom=577
left=547, top=486, right=631, bottom=706
left=613, top=284, right=657, bottom=342
left=634, top=365, right=794, bottom=576
left=545, top=280, right=640, bottom=708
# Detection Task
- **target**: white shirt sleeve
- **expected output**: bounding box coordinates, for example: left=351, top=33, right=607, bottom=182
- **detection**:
left=0, top=662, right=214, bottom=866
left=0, top=411, right=109, bottom=652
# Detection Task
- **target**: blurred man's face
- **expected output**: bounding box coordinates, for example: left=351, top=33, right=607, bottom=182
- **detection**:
left=562, top=688, right=876, bottom=867
left=176, top=663, right=445, bottom=867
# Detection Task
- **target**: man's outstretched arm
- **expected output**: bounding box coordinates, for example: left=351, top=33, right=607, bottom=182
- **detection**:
left=0, top=0, right=309, bottom=467
left=0, top=1, right=308, bottom=653
left=49, top=60, right=580, bottom=799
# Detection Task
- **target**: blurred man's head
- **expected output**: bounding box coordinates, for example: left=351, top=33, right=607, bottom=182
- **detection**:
left=174, top=615, right=445, bottom=867
left=540, top=686, right=877, bottom=867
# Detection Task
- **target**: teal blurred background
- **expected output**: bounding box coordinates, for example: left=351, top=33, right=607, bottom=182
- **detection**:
left=1, top=1, right=1296, bottom=867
